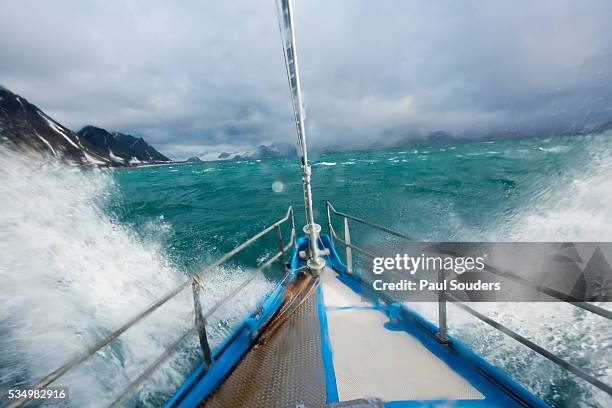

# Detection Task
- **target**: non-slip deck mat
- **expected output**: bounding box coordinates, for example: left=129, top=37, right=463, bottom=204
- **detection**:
left=201, top=284, right=326, bottom=408
left=320, top=269, right=485, bottom=402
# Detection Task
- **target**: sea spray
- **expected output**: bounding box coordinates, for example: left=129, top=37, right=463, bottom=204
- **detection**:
left=4, top=132, right=608, bottom=406
left=438, top=134, right=612, bottom=407
left=502, top=133, right=612, bottom=242
left=0, top=148, right=273, bottom=406
left=396, top=134, right=612, bottom=407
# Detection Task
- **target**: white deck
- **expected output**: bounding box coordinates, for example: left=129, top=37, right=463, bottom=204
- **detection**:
left=320, top=268, right=485, bottom=402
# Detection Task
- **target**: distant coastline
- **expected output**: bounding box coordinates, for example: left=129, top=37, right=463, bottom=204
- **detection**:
left=3, top=85, right=612, bottom=166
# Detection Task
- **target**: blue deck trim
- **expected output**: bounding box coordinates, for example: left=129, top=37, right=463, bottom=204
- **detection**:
left=384, top=400, right=516, bottom=407
left=320, top=234, right=548, bottom=408
left=168, top=234, right=549, bottom=408
left=326, top=305, right=382, bottom=312
left=317, top=283, right=340, bottom=403
left=296, top=235, right=340, bottom=402
left=399, top=305, right=547, bottom=407
left=170, top=325, right=253, bottom=408
left=324, top=271, right=521, bottom=407
left=166, top=263, right=289, bottom=408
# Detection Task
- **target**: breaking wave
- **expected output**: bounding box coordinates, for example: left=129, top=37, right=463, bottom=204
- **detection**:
left=0, top=148, right=272, bottom=406
left=445, top=133, right=612, bottom=407
left=501, top=134, right=612, bottom=242
left=1, top=132, right=610, bottom=407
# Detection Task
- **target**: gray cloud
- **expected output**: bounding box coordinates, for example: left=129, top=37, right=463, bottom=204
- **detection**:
left=1, top=0, right=611, bottom=158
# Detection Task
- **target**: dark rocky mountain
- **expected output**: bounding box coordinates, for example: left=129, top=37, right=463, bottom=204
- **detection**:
left=185, top=156, right=203, bottom=163
left=78, top=126, right=170, bottom=165
left=0, top=86, right=170, bottom=167
left=0, top=86, right=113, bottom=166
left=249, top=142, right=296, bottom=159
left=216, top=142, right=296, bottom=161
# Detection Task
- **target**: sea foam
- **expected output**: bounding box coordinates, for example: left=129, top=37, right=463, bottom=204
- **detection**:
left=0, top=148, right=272, bottom=406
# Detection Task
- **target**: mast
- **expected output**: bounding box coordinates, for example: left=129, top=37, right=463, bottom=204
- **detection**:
left=275, top=0, right=325, bottom=273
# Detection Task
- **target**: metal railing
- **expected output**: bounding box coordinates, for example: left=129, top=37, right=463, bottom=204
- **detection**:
left=3, top=207, right=297, bottom=408
left=325, top=201, right=612, bottom=397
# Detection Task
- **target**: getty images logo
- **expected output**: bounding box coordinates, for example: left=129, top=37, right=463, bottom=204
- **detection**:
left=372, top=253, right=486, bottom=275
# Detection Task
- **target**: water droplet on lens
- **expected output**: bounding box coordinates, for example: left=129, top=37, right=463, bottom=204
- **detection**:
left=272, top=181, right=284, bottom=193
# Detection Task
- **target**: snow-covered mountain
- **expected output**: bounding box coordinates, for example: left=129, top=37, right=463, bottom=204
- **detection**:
left=0, top=86, right=171, bottom=166
left=0, top=86, right=113, bottom=166
left=194, top=143, right=297, bottom=162
left=77, top=126, right=170, bottom=165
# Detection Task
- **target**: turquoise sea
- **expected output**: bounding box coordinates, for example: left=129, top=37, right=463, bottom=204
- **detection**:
left=110, top=134, right=610, bottom=267
left=1, top=133, right=611, bottom=407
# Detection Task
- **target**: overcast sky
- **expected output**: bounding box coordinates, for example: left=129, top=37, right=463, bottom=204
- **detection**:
left=1, top=0, right=611, bottom=159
